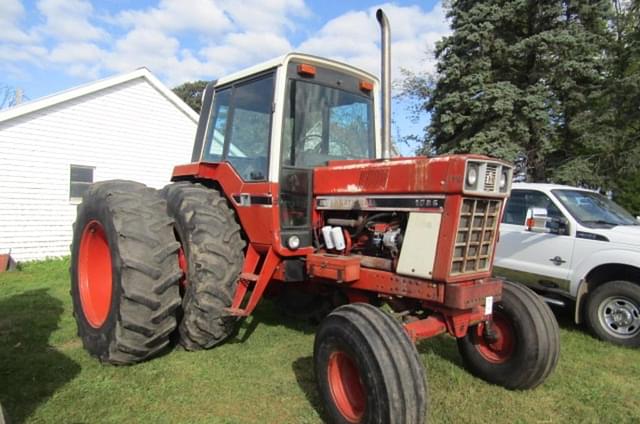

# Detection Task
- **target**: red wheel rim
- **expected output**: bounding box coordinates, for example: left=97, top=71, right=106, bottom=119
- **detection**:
left=327, top=351, right=366, bottom=423
left=177, top=245, right=188, bottom=288
left=475, top=312, right=515, bottom=364
left=78, top=220, right=113, bottom=328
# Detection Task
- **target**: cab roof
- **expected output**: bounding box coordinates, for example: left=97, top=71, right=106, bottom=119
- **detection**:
left=215, top=53, right=379, bottom=87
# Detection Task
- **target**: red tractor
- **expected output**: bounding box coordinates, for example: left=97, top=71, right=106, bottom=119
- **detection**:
left=70, top=10, right=559, bottom=423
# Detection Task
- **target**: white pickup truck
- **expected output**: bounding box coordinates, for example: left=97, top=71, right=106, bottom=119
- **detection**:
left=494, top=183, right=640, bottom=347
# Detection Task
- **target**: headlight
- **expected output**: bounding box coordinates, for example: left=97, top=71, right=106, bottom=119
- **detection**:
left=467, top=164, right=479, bottom=187
left=499, top=170, right=508, bottom=190
left=288, top=235, right=300, bottom=249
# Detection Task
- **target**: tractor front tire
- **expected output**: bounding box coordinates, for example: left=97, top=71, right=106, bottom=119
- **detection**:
left=71, top=180, right=182, bottom=364
left=457, top=280, right=560, bottom=390
left=162, top=182, right=245, bottom=351
left=314, top=303, right=428, bottom=424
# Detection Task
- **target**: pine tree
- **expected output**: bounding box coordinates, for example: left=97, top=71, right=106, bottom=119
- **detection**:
left=405, top=0, right=614, bottom=184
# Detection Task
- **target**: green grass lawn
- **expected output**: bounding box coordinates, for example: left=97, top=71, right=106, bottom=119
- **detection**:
left=0, top=259, right=639, bottom=423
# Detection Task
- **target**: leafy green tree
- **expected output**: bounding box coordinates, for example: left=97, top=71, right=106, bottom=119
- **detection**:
left=403, top=0, right=614, bottom=185
left=172, top=80, right=208, bottom=113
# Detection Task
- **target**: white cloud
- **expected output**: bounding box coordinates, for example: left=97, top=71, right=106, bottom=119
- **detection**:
left=0, top=44, right=47, bottom=65
left=115, top=0, right=232, bottom=35
left=102, top=0, right=307, bottom=84
left=49, top=42, right=105, bottom=64
left=36, top=0, right=108, bottom=42
left=0, top=0, right=38, bottom=44
left=200, top=32, right=292, bottom=72
left=298, top=3, right=450, bottom=81
left=218, top=0, right=309, bottom=33
left=1, top=1, right=450, bottom=92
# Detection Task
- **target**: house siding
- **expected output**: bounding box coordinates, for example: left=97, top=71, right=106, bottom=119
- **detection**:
left=0, top=77, right=197, bottom=261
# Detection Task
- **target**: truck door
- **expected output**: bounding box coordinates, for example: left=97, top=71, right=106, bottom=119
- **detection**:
left=494, top=189, right=575, bottom=294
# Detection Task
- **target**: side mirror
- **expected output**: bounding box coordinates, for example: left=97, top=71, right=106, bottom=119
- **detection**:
left=525, top=207, right=549, bottom=233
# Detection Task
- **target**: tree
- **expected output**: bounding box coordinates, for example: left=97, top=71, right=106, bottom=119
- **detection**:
left=1, top=85, right=25, bottom=110
left=403, top=0, right=615, bottom=186
left=172, top=80, right=208, bottom=114
left=606, top=1, right=640, bottom=212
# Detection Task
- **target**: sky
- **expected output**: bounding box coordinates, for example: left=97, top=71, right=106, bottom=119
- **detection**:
left=0, top=0, right=451, bottom=155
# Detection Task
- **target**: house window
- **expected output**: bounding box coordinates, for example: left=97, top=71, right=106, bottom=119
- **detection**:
left=70, top=165, right=94, bottom=200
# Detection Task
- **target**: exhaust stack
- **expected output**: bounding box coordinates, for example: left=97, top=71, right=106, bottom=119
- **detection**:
left=376, top=8, right=391, bottom=160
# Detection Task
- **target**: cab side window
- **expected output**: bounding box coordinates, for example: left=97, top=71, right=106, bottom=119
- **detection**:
left=503, top=190, right=564, bottom=225
left=203, top=72, right=275, bottom=181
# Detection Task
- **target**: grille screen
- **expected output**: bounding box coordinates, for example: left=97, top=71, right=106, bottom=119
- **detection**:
left=451, top=198, right=501, bottom=275
left=484, top=165, right=498, bottom=191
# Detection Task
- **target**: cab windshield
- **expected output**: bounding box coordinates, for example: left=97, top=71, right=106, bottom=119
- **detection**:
left=281, top=79, right=374, bottom=168
left=552, top=189, right=638, bottom=227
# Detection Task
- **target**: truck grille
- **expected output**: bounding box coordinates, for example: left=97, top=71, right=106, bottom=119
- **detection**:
left=451, top=198, right=501, bottom=275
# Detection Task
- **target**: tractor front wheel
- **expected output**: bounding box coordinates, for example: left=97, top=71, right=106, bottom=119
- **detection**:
left=457, top=280, right=560, bottom=389
left=314, top=303, right=427, bottom=424
left=71, top=181, right=182, bottom=364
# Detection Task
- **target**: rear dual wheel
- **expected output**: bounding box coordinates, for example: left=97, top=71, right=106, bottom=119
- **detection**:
left=162, top=182, right=245, bottom=350
left=71, top=181, right=182, bottom=364
left=457, top=280, right=560, bottom=389
left=314, top=303, right=428, bottom=424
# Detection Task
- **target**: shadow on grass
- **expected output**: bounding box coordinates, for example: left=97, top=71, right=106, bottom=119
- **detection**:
left=0, top=289, right=80, bottom=423
left=231, top=299, right=318, bottom=344
left=291, top=356, right=328, bottom=422
left=416, top=334, right=464, bottom=368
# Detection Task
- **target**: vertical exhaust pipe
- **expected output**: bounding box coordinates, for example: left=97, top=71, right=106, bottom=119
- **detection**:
left=376, top=9, right=391, bottom=160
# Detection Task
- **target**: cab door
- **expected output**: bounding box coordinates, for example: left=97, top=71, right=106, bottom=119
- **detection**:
left=494, top=189, right=575, bottom=294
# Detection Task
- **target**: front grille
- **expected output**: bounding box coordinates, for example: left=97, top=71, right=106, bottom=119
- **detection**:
left=484, top=165, right=498, bottom=191
left=451, top=198, right=501, bottom=275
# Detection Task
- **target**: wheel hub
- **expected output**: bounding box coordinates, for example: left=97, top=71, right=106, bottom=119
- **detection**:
left=600, top=296, right=640, bottom=337
left=78, top=220, right=113, bottom=328
left=327, top=350, right=366, bottom=423
left=474, top=312, right=516, bottom=364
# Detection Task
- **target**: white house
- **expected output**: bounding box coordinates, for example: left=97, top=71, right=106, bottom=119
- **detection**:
left=0, top=68, right=199, bottom=261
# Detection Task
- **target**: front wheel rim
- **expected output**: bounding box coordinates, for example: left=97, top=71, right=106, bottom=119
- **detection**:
left=327, top=350, right=366, bottom=423
left=474, top=311, right=516, bottom=364
left=598, top=296, right=640, bottom=338
left=78, top=220, right=113, bottom=328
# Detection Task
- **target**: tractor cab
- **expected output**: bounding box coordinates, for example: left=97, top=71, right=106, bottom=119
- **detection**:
left=179, top=54, right=382, bottom=252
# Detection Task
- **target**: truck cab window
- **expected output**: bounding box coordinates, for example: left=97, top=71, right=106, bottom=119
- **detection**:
left=503, top=190, right=564, bottom=225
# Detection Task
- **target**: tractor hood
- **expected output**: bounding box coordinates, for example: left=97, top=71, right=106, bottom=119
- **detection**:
left=313, top=155, right=493, bottom=195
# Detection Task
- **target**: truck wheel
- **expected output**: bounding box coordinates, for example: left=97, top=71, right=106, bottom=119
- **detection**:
left=314, top=303, right=427, bottom=424
left=585, top=280, right=640, bottom=347
left=71, top=181, right=182, bottom=364
left=457, top=281, right=560, bottom=389
left=162, top=182, right=245, bottom=350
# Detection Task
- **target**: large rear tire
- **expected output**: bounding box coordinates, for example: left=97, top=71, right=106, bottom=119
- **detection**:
left=457, top=280, right=560, bottom=389
left=71, top=180, right=182, bottom=364
left=162, top=182, right=245, bottom=350
left=314, top=303, right=428, bottom=424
